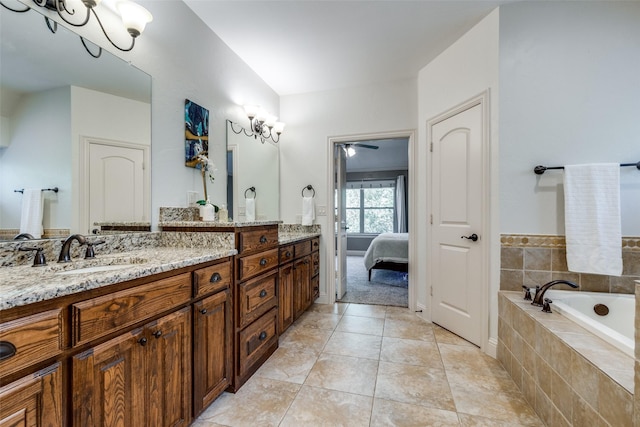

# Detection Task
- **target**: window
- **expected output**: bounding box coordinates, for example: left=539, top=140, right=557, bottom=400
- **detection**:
left=345, top=181, right=395, bottom=234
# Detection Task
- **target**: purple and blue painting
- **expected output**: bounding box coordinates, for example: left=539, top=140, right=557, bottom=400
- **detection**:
left=185, top=99, right=209, bottom=168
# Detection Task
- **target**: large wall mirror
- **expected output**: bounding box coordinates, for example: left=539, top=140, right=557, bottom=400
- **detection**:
left=0, top=6, right=152, bottom=241
left=226, top=121, right=279, bottom=221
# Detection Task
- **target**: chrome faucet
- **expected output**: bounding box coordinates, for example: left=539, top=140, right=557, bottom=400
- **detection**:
left=58, top=234, right=87, bottom=263
left=531, top=279, right=578, bottom=307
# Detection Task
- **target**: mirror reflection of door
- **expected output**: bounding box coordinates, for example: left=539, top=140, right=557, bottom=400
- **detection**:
left=86, top=139, right=148, bottom=234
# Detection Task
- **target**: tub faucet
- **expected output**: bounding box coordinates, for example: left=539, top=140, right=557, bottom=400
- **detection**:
left=58, top=234, right=87, bottom=263
left=532, top=280, right=578, bottom=307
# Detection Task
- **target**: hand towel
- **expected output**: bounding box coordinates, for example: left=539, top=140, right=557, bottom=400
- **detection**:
left=245, top=198, right=255, bottom=222
left=564, top=163, right=622, bottom=276
left=19, top=188, right=44, bottom=239
left=302, top=196, right=315, bottom=226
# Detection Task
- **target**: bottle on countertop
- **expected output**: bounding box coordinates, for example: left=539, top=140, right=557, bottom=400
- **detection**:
left=218, top=204, right=228, bottom=222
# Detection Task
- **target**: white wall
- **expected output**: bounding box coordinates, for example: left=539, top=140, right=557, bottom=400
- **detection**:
left=417, top=9, right=500, bottom=348
left=280, top=79, right=417, bottom=300
left=499, top=2, right=640, bottom=235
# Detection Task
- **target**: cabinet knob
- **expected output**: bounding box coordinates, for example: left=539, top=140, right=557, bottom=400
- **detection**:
left=200, top=308, right=208, bottom=315
left=138, top=337, right=148, bottom=346
left=259, top=258, right=268, bottom=266
left=259, top=289, right=267, bottom=298
left=258, top=331, right=267, bottom=341
left=153, top=330, right=163, bottom=339
left=285, top=251, right=292, bottom=258
left=0, top=341, right=17, bottom=361
left=313, top=241, right=318, bottom=247
left=260, top=235, right=267, bottom=244
left=210, top=272, right=222, bottom=283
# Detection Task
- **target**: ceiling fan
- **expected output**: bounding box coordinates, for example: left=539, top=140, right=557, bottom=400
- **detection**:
left=343, top=142, right=379, bottom=157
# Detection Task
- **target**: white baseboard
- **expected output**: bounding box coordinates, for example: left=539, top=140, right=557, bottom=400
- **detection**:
left=486, top=337, right=498, bottom=358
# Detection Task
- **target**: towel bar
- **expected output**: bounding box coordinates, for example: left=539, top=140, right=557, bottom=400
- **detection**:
left=534, top=161, right=640, bottom=175
left=14, top=187, right=59, bottom=193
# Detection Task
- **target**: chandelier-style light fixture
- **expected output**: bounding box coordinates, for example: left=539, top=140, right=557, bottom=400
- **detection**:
left=229, top=105, right=285, bottom=144
left=0, top=0, right=153, bottom=58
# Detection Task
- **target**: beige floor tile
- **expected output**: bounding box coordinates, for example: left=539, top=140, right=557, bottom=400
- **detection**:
left=449, top=372, right=540, bottom=425
left=280, top=385, right=373, bottom=427
left=380, top=336, right=443, bottom=368
left=384, top=306, right=423, bottom=321
left=197, top=377, right=300, bottom=427
left=344, top=303, right=387, bottom=318
left=383, top=317, right=436, bottom=341
left=294, top=311, right=342, bottom=330
left=304, top=353, right=379, bottom=396
left=336, top=314, right=384, bottom=336
left=278, top=325, right=333, bottom=355
left=370, top=398, right=460, bottom=427
left=307, top=302, right=349, bottom=315
left=439, top=343, right=511, bottom=379
left=375, top=361, right=456, bottom=411
left=323, top=331, right=382, bottom=360
left=434, top=325, right=477, bottom=347
left=190, top=421, right=228, bottom=427
left=458, top=412, right=544, bottom=426
left=254, top=346, right=318, bottom=384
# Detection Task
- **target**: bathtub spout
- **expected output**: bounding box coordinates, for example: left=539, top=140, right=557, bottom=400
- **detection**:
left=532, top=280, right=579, bottom=307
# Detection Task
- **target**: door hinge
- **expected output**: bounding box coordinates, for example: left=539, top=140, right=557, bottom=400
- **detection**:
left=430, top=142, right=433, bottom=152
left=430, top=286, right=433, bottom=297
left=430, top=214, right=433, bottom=225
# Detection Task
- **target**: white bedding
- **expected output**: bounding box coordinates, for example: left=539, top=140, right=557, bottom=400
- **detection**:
left=363, top=233, right=409, bottom=271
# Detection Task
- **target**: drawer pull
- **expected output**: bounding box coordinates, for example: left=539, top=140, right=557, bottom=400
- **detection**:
left=259, top=289, right=267, bottom=298
left=313, top=241, right=318, bottom=247
left=200, top=309, right=208, bottom=315
left=153, top=330, right=163, bottom=339
left=259, top=258, right=268, bottom=266
left=210, top=272, right=222, bottom=283
left=258, top=331, right=267, bottom=341
left=285, top=251, right=292, bottom=258
left=138, top=337, right=148, bottom=346
left=0, top=341, right=17, bottom=361
left=260, top=236, right=268, bottom=244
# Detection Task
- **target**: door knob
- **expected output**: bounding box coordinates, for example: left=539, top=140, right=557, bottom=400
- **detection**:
left=461, top=233, right=479, bottom=242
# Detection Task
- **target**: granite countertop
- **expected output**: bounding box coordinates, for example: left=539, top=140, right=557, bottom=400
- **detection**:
left=160, top=220, right=282, bottom=228
left=278, top=232, right=321, bottom=245
left=1, top=247, right=236, bottom=311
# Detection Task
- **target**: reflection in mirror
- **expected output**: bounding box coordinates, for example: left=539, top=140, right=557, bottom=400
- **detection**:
left=0, top=6, right=152, bottom=241
left=226, top=120, right=279, bottom=221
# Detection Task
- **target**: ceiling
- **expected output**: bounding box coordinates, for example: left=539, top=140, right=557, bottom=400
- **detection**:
left=184, top=0, right=510, bottom=96
left=343, top=138, right=409, bottom=172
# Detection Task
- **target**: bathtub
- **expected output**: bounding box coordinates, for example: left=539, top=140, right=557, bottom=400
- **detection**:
left=543, top=290, right=635, bottom=357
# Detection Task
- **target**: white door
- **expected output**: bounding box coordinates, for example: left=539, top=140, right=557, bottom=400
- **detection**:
left=335, top=145, right=348, bottom=300
left=88, top=142, right=146, bottom=233
left=430, top=102, right=484, bottom=346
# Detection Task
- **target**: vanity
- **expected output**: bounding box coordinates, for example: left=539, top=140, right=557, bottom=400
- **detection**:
left=0, top=224, right=320, bottom=426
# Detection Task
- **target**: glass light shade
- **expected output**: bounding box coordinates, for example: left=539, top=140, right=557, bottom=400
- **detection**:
left=243, top=105, right=259, bottom=119
left=264, top=114, right=277, bottom=128
left=273, top=122, right=285, bottom=134
left=117, top=1, right=153, bottom=37
left=81, top=0, right=103, bottom=8
left=255, top=109, right=268, bottom=123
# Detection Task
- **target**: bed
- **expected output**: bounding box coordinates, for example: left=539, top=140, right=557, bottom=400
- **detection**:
left=363, top=233, right=409, bottom=281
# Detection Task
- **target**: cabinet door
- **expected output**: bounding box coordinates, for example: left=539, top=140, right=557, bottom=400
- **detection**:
left=278, top=263, right=294, bottom=334
left=293, top=256, right=311, bottom=320
left=147, top=307, right=192, bottom=427
left=0, top=363, right=62, bottom=427
left=72, top=328, right=146, bottom=427
left=193, top=291, right=232, bottom=416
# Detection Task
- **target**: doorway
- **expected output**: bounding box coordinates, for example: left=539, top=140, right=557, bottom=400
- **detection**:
left=327, top=131, right=415, bottom=309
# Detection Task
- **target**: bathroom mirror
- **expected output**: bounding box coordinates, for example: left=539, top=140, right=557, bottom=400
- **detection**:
left=0, top=6, right=152, bottom=240
left=226, top=120, right=279, bottom=221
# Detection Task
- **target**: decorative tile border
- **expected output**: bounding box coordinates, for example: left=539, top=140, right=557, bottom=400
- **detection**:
left=501, top=234, right=640, bottom=251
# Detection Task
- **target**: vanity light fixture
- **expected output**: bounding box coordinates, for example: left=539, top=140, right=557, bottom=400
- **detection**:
left=0, top=0, right=153, bottom=58
left=229, top=105, right=285, bottom=144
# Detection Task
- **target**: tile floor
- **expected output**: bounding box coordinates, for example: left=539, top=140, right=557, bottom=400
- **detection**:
left=193, top=303, right=543, bottom=427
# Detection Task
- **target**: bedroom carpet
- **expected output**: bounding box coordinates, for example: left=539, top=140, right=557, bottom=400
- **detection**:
left=337, top=256, right=408, bottom=307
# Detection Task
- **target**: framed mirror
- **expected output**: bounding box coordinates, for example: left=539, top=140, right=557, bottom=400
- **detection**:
left=226, top=120, right=279, bottom=221
left=0, top=6, right=152, bottom=240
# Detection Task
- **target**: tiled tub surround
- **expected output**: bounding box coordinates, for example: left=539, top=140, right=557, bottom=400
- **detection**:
left=498, top=291, right=634, bottom=427
left=501, top=234, right=640, bottom=294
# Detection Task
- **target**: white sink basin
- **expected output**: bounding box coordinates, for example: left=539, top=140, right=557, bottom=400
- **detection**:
left=55, top=264, right=136, bottom=275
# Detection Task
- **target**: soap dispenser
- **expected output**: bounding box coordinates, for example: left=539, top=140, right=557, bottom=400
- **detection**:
left=218, top=204, right=228, bottom=223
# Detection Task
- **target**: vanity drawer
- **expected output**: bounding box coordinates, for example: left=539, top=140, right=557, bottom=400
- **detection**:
left=279, top=245, right=295, bottom=264
left=194, top=260, right=232, bottom=298
left=237, top=248, right=279, bottom=282
left=311, top=251, right=320, bottom=277
left=238, top=271, right=277, bottom=329
left=71, top=273, right=191, bottom=346
left=238, top=228, right=278, bottom=255
left=238, top=308, right=278, bottom=379
left=294, top=240, right=312, bottom=259
left=311, top=237, right=320, bottom=252
left=0, top=309, right=63, bottom=378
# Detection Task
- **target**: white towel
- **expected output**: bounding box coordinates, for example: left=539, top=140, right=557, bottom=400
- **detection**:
left=564, top=163, right=622, bottom=276
left=302, top=196, right=315, bottom=226
left=19, top=189, right=44, bottom=238
left=245, top=198, right=255, bottom=222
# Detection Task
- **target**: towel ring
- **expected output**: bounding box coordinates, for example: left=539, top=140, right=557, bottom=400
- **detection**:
left=244, top=186, right=256, bottom=199
left=301, top=185, right=315, bottom=198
